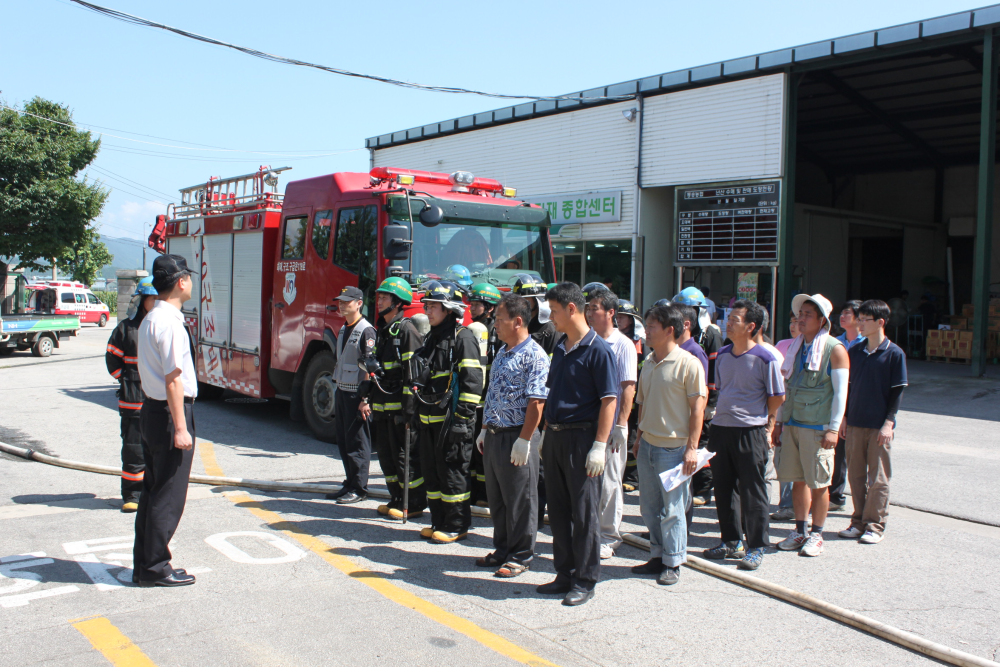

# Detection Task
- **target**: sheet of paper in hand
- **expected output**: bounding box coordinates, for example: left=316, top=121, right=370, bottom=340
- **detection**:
left=659, top=449, right=716, bottom=493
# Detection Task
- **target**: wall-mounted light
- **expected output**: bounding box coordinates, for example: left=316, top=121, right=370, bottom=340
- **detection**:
left=622, top=108, right=638, bottom=122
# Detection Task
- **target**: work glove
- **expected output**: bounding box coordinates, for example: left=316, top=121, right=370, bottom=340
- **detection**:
left=610, top=424, right=628, bottom=453
left=510, top=437, right=530, bottom=466
left=447, top=419, right=473, bottom=444
left=585, top=440, right=607, bottom=477
left=476, top=429, right=486, bottom=454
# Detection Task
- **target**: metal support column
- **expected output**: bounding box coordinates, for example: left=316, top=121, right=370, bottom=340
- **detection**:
left=776, top=72, right=799, bottom=338
left=972, top=29, right=997, bottom=377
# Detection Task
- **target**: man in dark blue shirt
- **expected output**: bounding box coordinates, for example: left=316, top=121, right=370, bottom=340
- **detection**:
left=537, top=283, right=617, bottom=607
left=838, top=300, right=907, bottom=545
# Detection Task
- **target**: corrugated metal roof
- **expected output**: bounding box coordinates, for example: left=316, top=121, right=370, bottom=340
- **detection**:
left=367, top=5, right=1000, bottom=150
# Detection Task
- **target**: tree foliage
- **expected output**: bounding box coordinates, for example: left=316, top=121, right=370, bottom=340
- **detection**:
left=0, top=97, right=108, bottom=271
left=57, top=228, right=114, bottom=285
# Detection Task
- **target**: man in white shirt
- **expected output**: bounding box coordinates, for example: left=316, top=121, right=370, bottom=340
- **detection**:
left=134, top=254, right=198, bottom=588
left=583, top=285, right=637, bottom=560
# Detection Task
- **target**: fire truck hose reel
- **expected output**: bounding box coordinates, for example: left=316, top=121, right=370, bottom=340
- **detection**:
left=1, top=437, right=989, bottom=666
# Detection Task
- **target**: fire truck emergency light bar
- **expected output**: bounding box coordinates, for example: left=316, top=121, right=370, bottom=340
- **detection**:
left=370, top=167, right=516, bottom=198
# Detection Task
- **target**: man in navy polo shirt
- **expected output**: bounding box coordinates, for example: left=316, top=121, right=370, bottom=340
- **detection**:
left=536, top=282, right=617, bottom=607
left=838, top=299, right=907, bottom=545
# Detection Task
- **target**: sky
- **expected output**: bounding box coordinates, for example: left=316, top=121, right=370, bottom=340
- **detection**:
left=2, top=0, right=990, bottom=259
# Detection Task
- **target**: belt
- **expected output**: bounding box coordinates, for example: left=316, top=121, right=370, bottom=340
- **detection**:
left=485, top=424, right=521, bottom=435
left=145, top=397, right=195, bottom=406
left=546, top=421, right=593, bottom=431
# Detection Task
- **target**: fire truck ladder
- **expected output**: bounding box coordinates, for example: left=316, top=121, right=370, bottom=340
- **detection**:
left=171, top=166, right=291, bottom=218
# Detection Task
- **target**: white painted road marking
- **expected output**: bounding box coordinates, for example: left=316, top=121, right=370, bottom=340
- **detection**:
left=0, top=552, right=80, bottom=607
left=205, top=531, right=306, bottom=564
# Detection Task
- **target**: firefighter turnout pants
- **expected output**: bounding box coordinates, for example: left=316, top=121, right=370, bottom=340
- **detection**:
left=373, top=417, right=425, bottom=511
left=134, top=399, right=195, bottom=582
left=119, top=410, right=145, bottom=503
left=418, top=420, right=472, bottom=534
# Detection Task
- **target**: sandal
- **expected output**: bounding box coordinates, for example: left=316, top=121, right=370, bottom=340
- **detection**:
left=494, top=562, right=528, bottom=578
left=475, top=554, right=503, bottom=568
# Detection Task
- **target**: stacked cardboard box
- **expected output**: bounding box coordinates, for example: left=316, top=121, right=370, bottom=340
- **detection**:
left=926, top=329, right=942, bottom=357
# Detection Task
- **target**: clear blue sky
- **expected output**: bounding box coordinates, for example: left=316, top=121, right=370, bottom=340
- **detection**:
left=1, top=0, right=988, bottom=248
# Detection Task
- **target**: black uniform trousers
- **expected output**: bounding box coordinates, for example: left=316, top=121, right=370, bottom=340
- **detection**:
left=708, top=424, right=770, bottom=549
left=134, top=399, right=194, bottom=582
left=470, top=408, right=488, bottom=504
left=373, top=416, right=425, bottom=511
left=544, top=425, right=601, bottom=592
left=484, top=429, right=539, bottom=566
left=829, top=436, right=848, bottom=506
left=120, top=410, right=145, bottom=503
left=334, top=389, right=371, bottom=495
left=418, top=420, right=472, bottom=534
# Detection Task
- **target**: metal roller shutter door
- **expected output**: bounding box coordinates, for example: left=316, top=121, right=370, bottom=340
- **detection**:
left=166, top=236, right=200, bottom=313
left=230, top=232, right=263, bottom=351
left=201, top=234, right=232, bottom=345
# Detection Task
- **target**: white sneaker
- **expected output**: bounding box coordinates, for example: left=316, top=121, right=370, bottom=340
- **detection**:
left=777, top=531, right=808, bottom=551
left=859, top=530, right=883, bottom=544
left=838, top=526, right=863, bottom=539
left=600, top=545, right=616, bottom=560
left=800, top=532, right=824, bottom=557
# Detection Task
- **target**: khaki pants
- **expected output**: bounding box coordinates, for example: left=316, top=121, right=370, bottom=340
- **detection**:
left=845, top=426, right=892, bottom=535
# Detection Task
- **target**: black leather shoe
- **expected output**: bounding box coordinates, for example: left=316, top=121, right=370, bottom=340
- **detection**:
left=562, top=588, right=594, bottom=606
left=536, top=580, right=572, bottom=595
left=325, top=487, right=350, bottom=500
left=136, top=571, right=196, bottom=587
left=630, top=558, right=665, bottom=575
left=336, top=491, right=366, bottom=505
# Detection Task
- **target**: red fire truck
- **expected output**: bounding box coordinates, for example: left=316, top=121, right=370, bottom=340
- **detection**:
left=147, top=166, right=554, bottom=441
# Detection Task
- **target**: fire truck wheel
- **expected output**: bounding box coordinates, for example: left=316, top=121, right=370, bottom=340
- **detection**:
left=197, top=382, right=226, bottom=400
left=31, top=336, right=54, bottom=358
left=303, top=351, right=338, bottom=443
left=99, top=314, right=108, bottom=327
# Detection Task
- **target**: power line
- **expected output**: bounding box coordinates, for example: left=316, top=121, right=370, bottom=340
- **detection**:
left=100, top=143, right=363, bottom=163
left=88, top=165, right=175, bottom=201
left=66, top=0, right=634, bottom=103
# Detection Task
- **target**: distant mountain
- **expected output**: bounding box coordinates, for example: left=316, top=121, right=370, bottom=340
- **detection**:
left=99, top=235, right=148, bottom=279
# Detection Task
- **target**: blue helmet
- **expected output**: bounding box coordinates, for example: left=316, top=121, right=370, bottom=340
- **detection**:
left=672, top=287, right=706, bottom=307
left=133, top=276, right=158, bottom=296
left=444, top=264, right=473, bottom=288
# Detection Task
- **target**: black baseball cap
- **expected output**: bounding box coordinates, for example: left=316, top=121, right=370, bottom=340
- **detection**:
left=334, top=285, right=364, bottom=301
left=152, top=254, right=196, bottom=292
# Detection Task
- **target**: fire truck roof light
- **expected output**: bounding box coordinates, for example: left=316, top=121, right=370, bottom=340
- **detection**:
left=502, top=187, right=517, bottom=198
left=450, top=171, right=475, bottom=186
left=396, top=174, right=415, bottom=186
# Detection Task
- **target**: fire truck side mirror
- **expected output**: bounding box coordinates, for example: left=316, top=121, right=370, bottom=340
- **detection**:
left=418, top=204, right=444, bottom=227
left=383, top=224, right=412, bottom=260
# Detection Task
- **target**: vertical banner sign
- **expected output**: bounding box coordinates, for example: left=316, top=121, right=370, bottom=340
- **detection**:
left=675, top=181, right=781, bottom=265
left=737, top=273, right=759, bottom=302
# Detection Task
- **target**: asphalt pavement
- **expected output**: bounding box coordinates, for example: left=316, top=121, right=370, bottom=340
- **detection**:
left=1, top=321, right=998, bottom=666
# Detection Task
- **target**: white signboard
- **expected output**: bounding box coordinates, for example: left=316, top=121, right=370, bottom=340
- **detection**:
left=521, top=190, right=622, bottom=224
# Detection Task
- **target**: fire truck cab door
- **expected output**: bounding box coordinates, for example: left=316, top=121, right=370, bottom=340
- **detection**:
left=271, top=212, right=311, bottom=373
left=328, top=203, right=379, bottom=324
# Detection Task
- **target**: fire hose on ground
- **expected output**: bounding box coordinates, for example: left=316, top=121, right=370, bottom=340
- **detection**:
left=0, top=440, right=995, bottom=667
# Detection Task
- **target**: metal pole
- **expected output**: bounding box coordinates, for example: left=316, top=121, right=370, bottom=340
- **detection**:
left=776, top=72, right=799, bottom=345
left=402, top=422, right=411, bottom=524
left=631, top=95, right=644, bottom=308
left=771, top=265, right=778, bottom=341
left=676, top=266, right=683, bottom=295
left=972, top=29, right=997, bottom=377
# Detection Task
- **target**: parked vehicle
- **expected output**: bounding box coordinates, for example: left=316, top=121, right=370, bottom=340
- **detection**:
left=147, top=166, right=554, bottom=440
left=1, top=275, right=80, bottom=357
left=26, top=280, right=111, bottom=327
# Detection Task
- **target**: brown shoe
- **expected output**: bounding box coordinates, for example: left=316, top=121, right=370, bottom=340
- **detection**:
left=121, top=502, right=139, bottom=513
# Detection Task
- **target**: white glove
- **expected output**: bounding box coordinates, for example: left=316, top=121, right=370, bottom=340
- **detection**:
left=476, top=429, right=486, bottom=454
left=585, top=440, right=607, bottom=477
left=537, top=430, right=545, bottom=459
left=510, top=437, right=531, bottom=466
left=610, top=424, right=628, bottom=453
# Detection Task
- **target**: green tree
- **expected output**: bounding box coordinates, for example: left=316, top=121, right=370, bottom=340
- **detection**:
left=0, top=97, right=108, bottom=272
left=57, top=228, right=113, bottom=285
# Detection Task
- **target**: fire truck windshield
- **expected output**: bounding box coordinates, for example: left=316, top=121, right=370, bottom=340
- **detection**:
left=388, top=197, right=553, bottom=288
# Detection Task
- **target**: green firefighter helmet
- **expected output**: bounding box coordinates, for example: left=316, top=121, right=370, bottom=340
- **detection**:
left=469, top=282, right=502, bottom=305
left=376, top=277, right=413, bottom=304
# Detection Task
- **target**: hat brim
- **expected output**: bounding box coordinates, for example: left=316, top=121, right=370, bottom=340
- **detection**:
left=334, top=295, right=363, bottom=301
left=792, top=294, right=831, bottom=320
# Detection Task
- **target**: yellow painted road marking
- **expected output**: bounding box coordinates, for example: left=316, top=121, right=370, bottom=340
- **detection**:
left=197, top=440, right=558, bottom=667
left=196, top=438, right=224, bottom=477
left=73, top=617, right=158, bottom=667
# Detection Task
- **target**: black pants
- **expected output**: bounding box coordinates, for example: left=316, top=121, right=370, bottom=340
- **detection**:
left=829, top=436, right=848, bottom=506
left=708, top=424, right=770, bottom=549
left=334, top=390, right=371, bottom=494
left=622, top=409, right=639, bottom=486
left=484, top=429, right=539, bottom=566
left=134, top=400, right=194, bottom=581
left=691, top=420, right=714, bottom=499
left=545, top=426, right=601, bottom=592
left=470, top=408, right=488, bottom=504
left=373, top=417, right=425, bottom=511
left=419, top=419, right=472, bottom=534
left=120, top=411, right=145, bottom=503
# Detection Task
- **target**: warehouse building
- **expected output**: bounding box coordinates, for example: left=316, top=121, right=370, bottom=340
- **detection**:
left=369, top=5, right=1000, bottom=374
